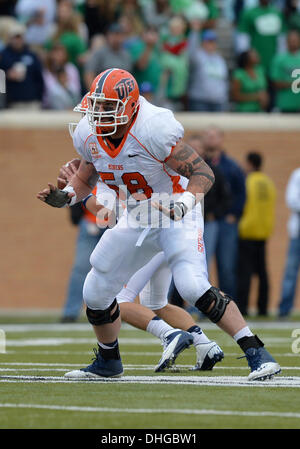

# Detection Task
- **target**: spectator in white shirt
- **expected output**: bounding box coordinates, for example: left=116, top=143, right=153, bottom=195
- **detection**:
left=188, top=24, right=229, bottom=112
left=15, top=0, right=56, bottom=46
left=278, top=168, right=300, bottom=317
left=43, top=42, right=81, bottom=110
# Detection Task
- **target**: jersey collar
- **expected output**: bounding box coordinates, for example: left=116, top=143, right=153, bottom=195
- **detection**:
left=96, top=107, right=139, bottom=159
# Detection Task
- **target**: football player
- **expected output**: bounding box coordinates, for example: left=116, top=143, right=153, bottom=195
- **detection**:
left=38, top=68, right=280, bottom=381
left=57, top=158, right=224, bottom=373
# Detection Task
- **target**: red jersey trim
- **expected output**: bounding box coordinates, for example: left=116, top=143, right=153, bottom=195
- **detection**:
left=96, top=108, right=139, bottom=159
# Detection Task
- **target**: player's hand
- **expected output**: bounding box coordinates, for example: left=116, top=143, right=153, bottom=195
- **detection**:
left=37, top=182, right=75, bottom=207
left=57, top=158, right=81, bottom=189
left=151, top=201, right=186, bottom=221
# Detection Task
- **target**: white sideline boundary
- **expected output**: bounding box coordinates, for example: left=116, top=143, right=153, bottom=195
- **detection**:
left=0, top=402, right=299, bottom=419
left=0, top=375, right=299, bottom=388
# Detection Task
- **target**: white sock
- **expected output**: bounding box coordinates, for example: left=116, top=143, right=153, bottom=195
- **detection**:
left=98, top=340, right=117, bottom=349
left=146, top=317, right=174, bottom=340
left=233, top=326, right=254, bottom=342
left=188, top=325, right=211, bottom=345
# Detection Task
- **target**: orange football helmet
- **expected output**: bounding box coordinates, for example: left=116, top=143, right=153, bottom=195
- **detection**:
left=74, top=91, right=89, bottom=114
left=86, top=68, right=140, bottom=136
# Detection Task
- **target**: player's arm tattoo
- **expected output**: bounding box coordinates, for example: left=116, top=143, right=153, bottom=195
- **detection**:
left=166, top=140, right=215, bottom=196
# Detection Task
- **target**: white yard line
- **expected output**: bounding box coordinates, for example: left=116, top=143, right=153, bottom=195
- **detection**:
left=5, top=338, right=161, bottom=347
left=0, top=402, right=299, bottom=418
left=0, top=363, right=299, bottom=371
left=1, top=321, right=300, bottom=333
left=0, top=375, right=299, bottom=388
left=0, top=367, right=260, bottom=372
left=4, top=350, right=299, bottom=357
left=3, top=336, right=291, bottom=347
left=0, top=362, right=86, bottom=366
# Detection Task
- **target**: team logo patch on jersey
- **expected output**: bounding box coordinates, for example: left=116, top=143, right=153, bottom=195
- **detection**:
left=114, top=78, right=135, bottom=100
left=89, top=142, right=101, bottom=159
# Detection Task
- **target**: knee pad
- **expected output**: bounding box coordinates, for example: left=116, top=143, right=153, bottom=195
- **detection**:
left=86, top=298, right=120, bottom=326
left=195, top=287, right=232, bottom=323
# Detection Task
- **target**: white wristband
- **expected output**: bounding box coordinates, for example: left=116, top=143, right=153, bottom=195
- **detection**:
left=177, top=191, right=196, bottom=213
left=62, top=185, right=77, bottom=207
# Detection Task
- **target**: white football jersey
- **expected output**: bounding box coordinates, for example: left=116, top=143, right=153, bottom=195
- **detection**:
left=73, top=96, right=188, bottom=211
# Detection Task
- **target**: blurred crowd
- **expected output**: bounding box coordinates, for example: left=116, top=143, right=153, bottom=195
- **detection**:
left=0, top=0, right=300, bottom=112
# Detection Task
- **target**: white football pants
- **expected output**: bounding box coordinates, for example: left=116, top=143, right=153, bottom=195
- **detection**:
left=117, top=251, right=171, bottom=310
left=83, top=205, right=211, bottom=310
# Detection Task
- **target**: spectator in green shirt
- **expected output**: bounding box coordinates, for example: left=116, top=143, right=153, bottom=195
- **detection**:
left=271, top=30, right=300, bottom=112
left=169, top=0, right=219, bottom=28
left=159, top=15, right=189, bottom=107
left=237, top=0, right=286, bottom=74
left=127, top=25, right=162, bottom=95
left=231, top=48, right=269, bottom=112
left=45, top=0, right=87, bottom=71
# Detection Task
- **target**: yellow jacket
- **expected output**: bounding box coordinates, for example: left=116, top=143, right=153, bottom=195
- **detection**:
left=239, top=171, right=276, bottom=240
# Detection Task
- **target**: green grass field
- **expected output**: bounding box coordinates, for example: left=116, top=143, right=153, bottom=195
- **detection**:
left=0, top=317, right=300, bottom=429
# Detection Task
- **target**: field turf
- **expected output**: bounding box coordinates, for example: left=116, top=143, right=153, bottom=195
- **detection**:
left=0, top=317, right=299, bottom=430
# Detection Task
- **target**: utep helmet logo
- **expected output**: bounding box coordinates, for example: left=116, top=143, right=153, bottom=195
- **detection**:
left=114, top=78, right=135, bottom=100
